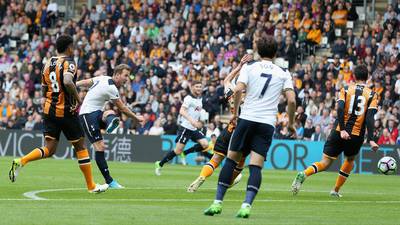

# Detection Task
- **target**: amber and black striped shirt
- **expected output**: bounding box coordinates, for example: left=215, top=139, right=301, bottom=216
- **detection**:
left=41, top=56, right=77, bottom=118
left=335, top=83, right=378, bottom=137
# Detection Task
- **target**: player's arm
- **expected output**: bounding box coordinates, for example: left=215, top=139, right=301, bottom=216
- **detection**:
left=112, top=98, right=144, bottom=123
left=282, top=71, right=296, bottom=135
left=232, top=82, right=246, bottom=118
left=223, top=54, right=253, bottom=100
left=337, top=88, right=350, bottom=140
left=76, top=78, right=94, bottom=88
left=179, top=105, right=201, bottom=129
left=284, top=89, right=296, bottom=129
left=366, top=93, right=379, bottom=151
left=64, top=72, right=81, bottom=105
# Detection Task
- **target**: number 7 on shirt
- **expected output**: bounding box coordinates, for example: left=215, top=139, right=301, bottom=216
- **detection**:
left=259, top=73, right=272, bottom=98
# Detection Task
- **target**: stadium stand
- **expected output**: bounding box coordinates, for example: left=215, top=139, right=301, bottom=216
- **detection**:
left=0, top=0, right=399, bottom=145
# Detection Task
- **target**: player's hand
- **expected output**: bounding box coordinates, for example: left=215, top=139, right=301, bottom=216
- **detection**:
left=240, top=54, right=253, bottom=66
left=288, top=125, right=297, bottom=139
left=230, top=114, right=238, bottom=126
left=369, top=140, right=379, bottom=152
left=70, top=100, right=81, bottom=114
left=191, top=120, right=203, bottom=129
left=340, top=130, right=351, bottom=140
left=135, top=115, right=144, bottom=123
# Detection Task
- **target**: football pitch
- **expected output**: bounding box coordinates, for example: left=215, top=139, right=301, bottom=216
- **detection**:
left=0, top=157, right=399, bottom=225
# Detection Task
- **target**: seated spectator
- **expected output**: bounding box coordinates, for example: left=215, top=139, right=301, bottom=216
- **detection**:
left=303, top=118, right=315, bottom=141
left=148, top=119, right=164, bottom=136
left=311, top=125, right=326, bottom=141
left=378, top=128, right=396, bottom=145
left=332, top=3, right=348, bottom=27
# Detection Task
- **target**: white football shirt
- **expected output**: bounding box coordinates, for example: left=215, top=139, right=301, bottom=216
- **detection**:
left=79, top=76, right=120, bottom=115
left=237, top=60, right=293, bottom=126
left=179, top=94, right=203, bottom=131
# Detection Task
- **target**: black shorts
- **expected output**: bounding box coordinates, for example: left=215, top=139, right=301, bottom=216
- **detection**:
left=43, top=114, right=84, bottom=142
left=79, top=110, right=106, bottom=144
left=213, top=127, right=233, bottom=156
left=323, top=130, right=364, bottom=158
left=175, top=126, right=205, bottom=144
left=228, top=118, right=275, bottom=159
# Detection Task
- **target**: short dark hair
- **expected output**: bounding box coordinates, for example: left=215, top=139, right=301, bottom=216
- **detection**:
left=113, top=64, right=131, bottom=75
left=56, top=35, right=74, bottom=53
left=354, top=65, right=368, bottom=81
left=257, top=35, right=277, bottom=58
left=191, top=80, right=202, bottom=86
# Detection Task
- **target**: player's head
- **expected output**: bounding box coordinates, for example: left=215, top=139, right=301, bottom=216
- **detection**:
left=257, top=35, right=277, bottom=59
left=56, top=35, right=74, bottom=56
left=353, top=64, right=368, bottom=81
left=190, top=80, right=202, bottom=97
left=113, top=64, right=131, bottom=87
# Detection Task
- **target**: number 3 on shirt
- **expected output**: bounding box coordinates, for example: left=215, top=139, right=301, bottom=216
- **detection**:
left=259, top=73, right=272, bottom=98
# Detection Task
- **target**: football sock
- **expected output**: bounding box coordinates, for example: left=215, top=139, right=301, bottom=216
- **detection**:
left=76, top=149, right=96, bottom=190
left=95, top=151, right=113, bottom=184
left=215, top=158, right=237, bottom=201
left=304, top=162, right=325, bottom=177
left=21, top=147, right=50, bottom=166
left=244, top=165, right=262, bottom=205
left=159, top=150, right=177, bottom=167
left=230, top=164, right=244, bottom=185
left=105, top=114, right=117, bottom=126
left=200, top=158, right=219, bottom=178
left=202, top=152, right=213, bottom=159
left=334, top=160, right=354, bottom=192
left=183, top=144, right=204, bottom=155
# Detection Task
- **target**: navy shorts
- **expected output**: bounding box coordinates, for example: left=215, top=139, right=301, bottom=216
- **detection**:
left=228, top=118, right=275, bottom=159
left=175, top=126, right=205, bottom=144
left=79, top=110, right=107, bottom=144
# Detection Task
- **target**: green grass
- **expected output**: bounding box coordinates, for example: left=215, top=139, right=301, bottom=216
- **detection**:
left=0, top=156, right=399, bottom=225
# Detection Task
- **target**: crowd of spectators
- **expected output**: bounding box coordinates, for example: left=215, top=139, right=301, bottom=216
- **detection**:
left=0, top=0, right=399, bottom=146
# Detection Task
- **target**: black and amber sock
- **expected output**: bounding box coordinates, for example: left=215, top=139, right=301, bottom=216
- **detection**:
left=334, top=160, right=354, bottom=192
left=21, top=147, right=50, bottom=166
left=76, top=149, right=96, bottom=190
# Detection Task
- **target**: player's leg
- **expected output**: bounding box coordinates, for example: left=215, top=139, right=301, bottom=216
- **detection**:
left=230, top=157, right=246, bottom=187
left=9, top=117, right=60, bottom=182
left=236, top=123, right=274, bottom=218
left=9, top=137, right=57, bottom=182
left=204, top=119, right=249, bottom=216
left=236, top=151, right=264, bottom=218
left=92, top=140, right=123, bottom=188
left=181, top=131, right=209, bottom=164
left=72, top=138, right=107, bottom=193
left=331, top=136, right=363, bottom=197
left=292, top=130, right=342, bottom=195
left=66, top=116, right=107, bottom=193
left=187, top=153, right=224, bottom=192
left=155, top=128, right=191, bottom=175
left=102, top=110, right=120, bottom=134
left=291, top=154, right=335, bottom=195
left=330, top=155, right=355, bottom=197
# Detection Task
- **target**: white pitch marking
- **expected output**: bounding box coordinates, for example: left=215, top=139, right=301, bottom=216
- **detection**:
left=22, top=187, right=400, bottom=203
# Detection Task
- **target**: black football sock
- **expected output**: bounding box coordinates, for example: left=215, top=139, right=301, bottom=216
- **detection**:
left=95, top=151, right=113, bottom=184
left=183, top=144, right=204, bottom=155
left=244, top=165, right=262, bottom=205
left=215, top=158, right=237, bottom=201
left=159, top=151, right=177, bottom=167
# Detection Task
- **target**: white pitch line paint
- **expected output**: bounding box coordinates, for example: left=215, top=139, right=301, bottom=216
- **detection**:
left=22, top=187, right=400, bottom=202
left=5, top=197, right=400, bottom=204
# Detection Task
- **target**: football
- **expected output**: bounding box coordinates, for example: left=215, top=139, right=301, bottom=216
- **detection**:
left=377, top=157, right=397, bottom=175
